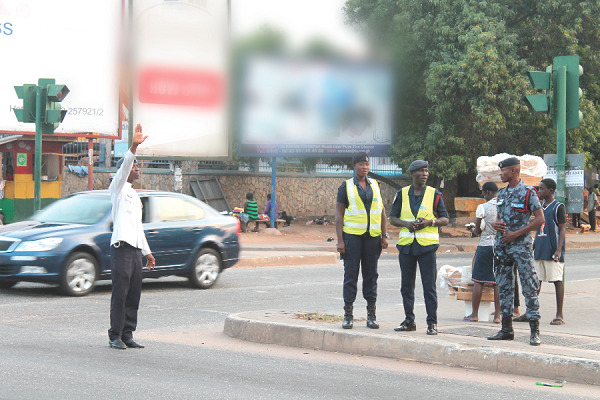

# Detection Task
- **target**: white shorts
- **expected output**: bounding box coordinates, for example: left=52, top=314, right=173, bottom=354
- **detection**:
left=534, top=260, right=565, bottom=282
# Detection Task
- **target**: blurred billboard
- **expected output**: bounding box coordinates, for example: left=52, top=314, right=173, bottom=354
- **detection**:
left=239, top=58, right=393, bottom=157
left=0, top=0, right=122, bottom=136
left=131, top=0, right=229, bottom=158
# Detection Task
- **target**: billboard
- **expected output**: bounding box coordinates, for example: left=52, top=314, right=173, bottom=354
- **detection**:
left=131, top=0, right=230, bottom=158
left=0, top=0, right=122, bottom=136
left=239, top=58, right=393, bottom=157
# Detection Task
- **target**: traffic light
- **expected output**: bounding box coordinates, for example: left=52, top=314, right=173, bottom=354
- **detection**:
left=39, top=79, right=69, bottom=135
left=524, top=70, right=552, bottom=113
left=12, top=79, right=69, bottom=134
left=553, top=55, right=583, bottom=129
left=13, top=84, right=37, bottom=123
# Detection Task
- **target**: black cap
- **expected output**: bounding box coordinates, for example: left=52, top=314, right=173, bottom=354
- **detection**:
left=408, top=160, right=428, bottom=172
left=352, top=152, right=370, bottom=165
left=498, top=157, right=520, bottom=169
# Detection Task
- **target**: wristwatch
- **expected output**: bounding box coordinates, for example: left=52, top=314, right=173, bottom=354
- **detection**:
left=382, top=233, right=389, bottom=238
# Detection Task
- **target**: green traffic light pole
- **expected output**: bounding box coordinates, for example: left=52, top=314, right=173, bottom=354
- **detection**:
left=33, top=85, right=45, bottom=212
left=556, top=66, right=567, bottom=205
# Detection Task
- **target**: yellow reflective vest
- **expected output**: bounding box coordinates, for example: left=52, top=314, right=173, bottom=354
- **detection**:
left=343, top=178, right=382, bottom=237
left=397, top=185, right=439, bottom=246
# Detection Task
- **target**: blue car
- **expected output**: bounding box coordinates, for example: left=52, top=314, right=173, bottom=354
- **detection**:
left=0, top=190, right=240, bottom=296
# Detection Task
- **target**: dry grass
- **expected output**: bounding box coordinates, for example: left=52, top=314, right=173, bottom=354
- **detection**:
left=294, top=312, right=344, bottom=322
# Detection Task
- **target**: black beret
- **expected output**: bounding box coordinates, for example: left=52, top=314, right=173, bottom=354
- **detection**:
left=498, top=157, right=520, bottom=169
left=352, top=152, right=370, bottom=165
left=408, top=160, right=428, bottom=172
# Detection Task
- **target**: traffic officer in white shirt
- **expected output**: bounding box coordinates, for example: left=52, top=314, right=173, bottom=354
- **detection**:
left=108, top=124, right=156, bottom=350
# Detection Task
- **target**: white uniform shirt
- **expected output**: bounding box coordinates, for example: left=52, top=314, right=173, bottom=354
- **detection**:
left=475, top=198, right=497, bottom=247
left=109, top=150, right=151, bottom=256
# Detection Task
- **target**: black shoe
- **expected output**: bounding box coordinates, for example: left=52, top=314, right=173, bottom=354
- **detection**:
left=426, top=324, right=438, bottom=335
left=366, top=302, right=379, bottom=329
left=529, top=320, right=541, bottom=346
left=488, top=315, right=514, bottom=340
left=342, top=303, right=353, bottom=329
left=123, top=339, right=145, bottom=348
left=109, top=338, right=127, bottom=350
left=394, top=319, right=416, bottom=332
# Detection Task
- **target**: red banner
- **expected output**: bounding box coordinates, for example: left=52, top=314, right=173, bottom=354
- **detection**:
left=138, top=67, right=223, bottom=108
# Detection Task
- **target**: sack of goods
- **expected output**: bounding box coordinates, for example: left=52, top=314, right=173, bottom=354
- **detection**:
left=476, top=153, right=547, bottom=188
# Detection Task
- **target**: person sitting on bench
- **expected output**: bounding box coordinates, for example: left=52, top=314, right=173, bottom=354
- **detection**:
left=264, top=193, right=279, bottom=222
left=244, top=192, right=260, bottom=232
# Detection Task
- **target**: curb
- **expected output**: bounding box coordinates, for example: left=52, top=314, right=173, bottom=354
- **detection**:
left=224, top=312, right=600, bottom=386
left=235, top=253, right=340, bottom=268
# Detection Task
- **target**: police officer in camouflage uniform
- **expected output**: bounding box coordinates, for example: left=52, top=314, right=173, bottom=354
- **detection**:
left=488, top=157, right=545, bottom=346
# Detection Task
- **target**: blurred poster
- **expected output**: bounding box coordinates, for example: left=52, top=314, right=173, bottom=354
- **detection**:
left=0, top=0, right=121, bottom=136
left=239, top=58, right=393, bottom=156
left=131, top=0, right=229, bottom=158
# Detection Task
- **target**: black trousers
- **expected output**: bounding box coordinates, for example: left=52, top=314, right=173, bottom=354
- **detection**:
left=108, top=242, right=143, bottom=341
left=342, top=233, right=381, bottom=303
left=398, top=250, right=437, bottom=325
left=590, top=210, right=596, bottom=231
left=572, top=213, right=580, bottom=228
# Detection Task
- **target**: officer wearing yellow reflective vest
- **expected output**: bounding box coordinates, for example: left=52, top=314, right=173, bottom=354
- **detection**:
left=390, top=160, right=449, bottom=335
left=336, top=152, right=389, bottom=330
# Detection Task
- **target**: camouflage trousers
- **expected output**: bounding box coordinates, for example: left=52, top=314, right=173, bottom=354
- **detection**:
left=494, top=243, right=540, bottom=320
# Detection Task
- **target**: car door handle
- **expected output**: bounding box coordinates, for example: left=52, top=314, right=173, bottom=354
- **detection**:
left=192, top=228, right=204, bottom=232
left=147, top=230, right=159, bottom=235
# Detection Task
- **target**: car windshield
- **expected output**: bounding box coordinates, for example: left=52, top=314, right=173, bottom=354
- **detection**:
left=32, top=194, right=112, bottom=224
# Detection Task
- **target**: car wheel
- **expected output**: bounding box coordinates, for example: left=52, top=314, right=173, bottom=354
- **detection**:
left=0, top=280, right=17, bottom=289
left=189, top=248, right=222, bottom=289
left=59, top=252, right=98, bottom=296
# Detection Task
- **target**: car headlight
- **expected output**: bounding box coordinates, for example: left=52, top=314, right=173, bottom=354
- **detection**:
left=14, top=238, right=64, bottom=252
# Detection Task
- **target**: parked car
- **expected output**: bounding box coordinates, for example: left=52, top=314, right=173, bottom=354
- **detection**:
left=0, top=190, right=240, bottom=296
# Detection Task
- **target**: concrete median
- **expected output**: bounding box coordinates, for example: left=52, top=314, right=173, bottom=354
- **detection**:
left=224, top=310, right=600, bottom=386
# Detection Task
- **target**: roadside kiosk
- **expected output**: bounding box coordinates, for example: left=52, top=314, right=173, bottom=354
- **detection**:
left=0, top=135, right=72, bottom=223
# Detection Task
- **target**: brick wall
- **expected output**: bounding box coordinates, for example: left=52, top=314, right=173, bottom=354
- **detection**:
left=62, top=168, right=410, bottom=217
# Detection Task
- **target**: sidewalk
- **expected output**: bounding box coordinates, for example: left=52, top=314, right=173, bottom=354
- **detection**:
left=225, top=278, right=600, bottom=386
left=237, top=226, right=600, bottom=267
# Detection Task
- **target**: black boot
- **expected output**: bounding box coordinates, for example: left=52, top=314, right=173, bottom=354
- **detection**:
left=366, top=302, right=379, bottom=329
left=487, top=315, right=514, bottom=340
left=529, top=319, right=541, bottom=346
left=342, top=302, right=353, bottom=329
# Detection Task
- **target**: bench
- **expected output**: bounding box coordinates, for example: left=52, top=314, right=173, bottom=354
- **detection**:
left=244, top=219, right=286, bottom=231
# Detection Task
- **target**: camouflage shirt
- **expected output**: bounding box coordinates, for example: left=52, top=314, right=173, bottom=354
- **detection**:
left=495, top=179, right=542, bottom=246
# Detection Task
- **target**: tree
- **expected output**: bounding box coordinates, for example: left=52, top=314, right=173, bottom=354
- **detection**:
left=344, top=0, right=600, bottom=182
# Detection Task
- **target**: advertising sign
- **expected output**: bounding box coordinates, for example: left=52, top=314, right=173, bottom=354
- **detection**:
left=239, top=58, right=393, bottom=157
left=131, top=0, right=230, bottom=158
left=0, top=0, right=122, bottom=136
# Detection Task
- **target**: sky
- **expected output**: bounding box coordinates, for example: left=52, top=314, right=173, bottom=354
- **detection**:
left=230, top=0, right=368, bottom=56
